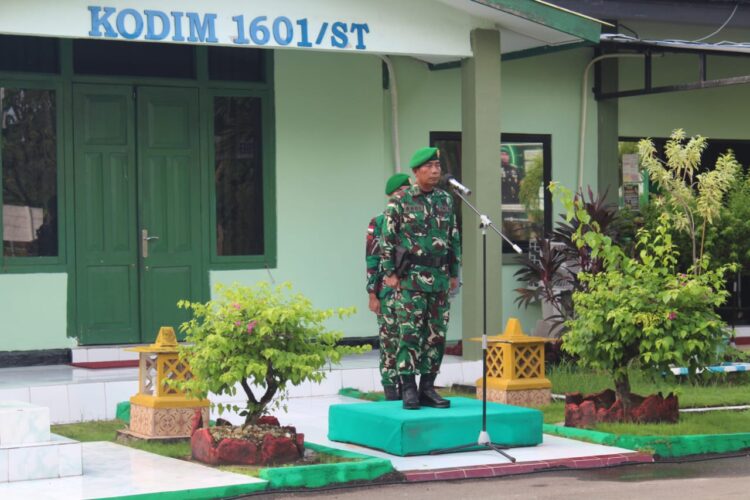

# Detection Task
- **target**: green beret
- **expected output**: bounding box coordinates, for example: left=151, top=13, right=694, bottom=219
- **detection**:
left=385, top=173, right=410, bottom=195
left=409, top=147, right=439, bottom=169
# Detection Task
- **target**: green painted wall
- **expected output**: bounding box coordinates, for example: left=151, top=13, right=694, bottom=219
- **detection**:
left=0, top=274, right=73, bottom=350
left=211, top=49, right=390, bottom=338
left=0, top=45, right=606, bottom=350
left=391, top=47, right=600, bottom=335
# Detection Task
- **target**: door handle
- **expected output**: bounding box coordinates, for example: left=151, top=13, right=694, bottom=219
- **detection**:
left=141, top=229, right=160, bottom=258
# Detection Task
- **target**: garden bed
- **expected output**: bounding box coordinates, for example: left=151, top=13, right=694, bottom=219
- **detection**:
left=544, top=413, right=750, bottom=458
left=52, top=419, right=395, bottom=490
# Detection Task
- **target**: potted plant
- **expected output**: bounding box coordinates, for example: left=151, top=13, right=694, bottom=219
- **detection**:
left=172, top=281, right=370, bottom=465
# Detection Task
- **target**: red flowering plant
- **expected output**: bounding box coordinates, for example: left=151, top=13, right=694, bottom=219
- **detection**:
left=173, top=282, right=368, bottom=425
left=554, top=183, right=736, bottom=417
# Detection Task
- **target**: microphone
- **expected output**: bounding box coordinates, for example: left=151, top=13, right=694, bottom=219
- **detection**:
left=444, top=175, right=472, bottom=196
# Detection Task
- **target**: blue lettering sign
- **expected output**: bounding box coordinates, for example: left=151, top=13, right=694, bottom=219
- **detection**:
left=116, top=8, right=144, bottom=40
left=186, top=12, right=218, bottom=43
left=296, top=18, right=313, bottom=48
left=86, top=6, right=371, bottom=51
left=88, top=6, right=117, bottom=38
left=350, top=23, right=369, bottom=50
left=170, top=11, right=185, bottom=42
left=273, top=16, right=293, bottom=46
left=144, top=10, right=170, bottom=41
left=330, top=21, right=348, bottom=49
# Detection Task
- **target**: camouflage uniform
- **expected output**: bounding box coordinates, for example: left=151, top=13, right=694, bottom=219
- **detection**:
left=381, top=184, right=461, bottom=376
left=366, top=214, right=399, bottom=387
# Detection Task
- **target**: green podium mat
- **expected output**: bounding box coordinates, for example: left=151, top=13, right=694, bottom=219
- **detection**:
left=328, top=397, right=542, bottom=456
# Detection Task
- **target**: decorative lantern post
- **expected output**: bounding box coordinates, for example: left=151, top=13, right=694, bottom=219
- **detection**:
left=123, top=326, right=209, bottom=440
left=476, top=318, right=552, bottom=407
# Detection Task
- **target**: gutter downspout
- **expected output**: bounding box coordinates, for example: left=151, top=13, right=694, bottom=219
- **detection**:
left=578, top=53, right=644, bottom=191
left=380, top=55, right=401, bottom=173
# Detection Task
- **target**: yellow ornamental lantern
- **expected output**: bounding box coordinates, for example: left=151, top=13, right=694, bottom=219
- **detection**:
left=125, top=326, right=209, bottom=440
left=475, top=318, right=552, bottom=407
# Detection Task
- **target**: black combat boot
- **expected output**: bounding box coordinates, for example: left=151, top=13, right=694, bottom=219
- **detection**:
left=383, top=385, right=400, bottom=401
left=418, top=373, right=451, bottom=408
left=400, top=375, right=420, bottom=410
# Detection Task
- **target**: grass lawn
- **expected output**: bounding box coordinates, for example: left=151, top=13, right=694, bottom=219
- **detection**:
left=595, top=410, right=750, bottom=436
left=548, top=362, right=750, bottom=408
left=51, top=420, right=191, bottom=459
left=51, top=419, right=357, bottom=479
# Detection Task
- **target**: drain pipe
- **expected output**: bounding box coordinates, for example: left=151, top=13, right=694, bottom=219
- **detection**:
left=578, top=53, right=644, bottom=191
left=380, top=55, right=402, bottom=173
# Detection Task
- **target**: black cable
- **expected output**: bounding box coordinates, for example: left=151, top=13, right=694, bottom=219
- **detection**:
left=618, top=23, right=640, bottom=40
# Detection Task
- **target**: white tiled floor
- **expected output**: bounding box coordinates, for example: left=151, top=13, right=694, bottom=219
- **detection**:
left=211, top=394, right=635, bottom=472
left=0, top=442, right=265, bottom=500
left=0, top=352, right=479, bottom=424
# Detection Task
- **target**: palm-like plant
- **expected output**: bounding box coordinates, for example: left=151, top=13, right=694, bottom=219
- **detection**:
left=514, top=187, right=624, bottom=336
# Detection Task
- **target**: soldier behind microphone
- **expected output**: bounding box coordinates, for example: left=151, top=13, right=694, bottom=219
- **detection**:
left=366, top=173, right=412, bottom=401
left=381, top=147, right=461, bottom=410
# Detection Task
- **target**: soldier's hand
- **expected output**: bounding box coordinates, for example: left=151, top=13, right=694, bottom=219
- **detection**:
left=384, top=275, right=400, bottom=289
left=450, top=277, right=459, bottom=291
left=368, top=294, right=381, bottom=314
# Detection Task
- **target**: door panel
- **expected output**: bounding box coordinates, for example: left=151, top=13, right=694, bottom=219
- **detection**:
left=73, top=85, right=139, bottom=344
left=137, top=87, right=202, bottom=342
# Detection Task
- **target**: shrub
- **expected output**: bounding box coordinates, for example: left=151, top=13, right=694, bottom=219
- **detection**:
left=173, top=282, right=370, bottom=425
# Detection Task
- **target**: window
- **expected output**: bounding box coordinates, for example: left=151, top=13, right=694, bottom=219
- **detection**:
left=430, top=132, right=552, bottom=253
left=208, top=46, right=266, bottom=82
left=213, top=95, right=266, bottom=257
left=73, top=39, right=195, bottom=79
left=0, top=35, right=59, bottom=74
left=1, top=87, right=59, bottom=257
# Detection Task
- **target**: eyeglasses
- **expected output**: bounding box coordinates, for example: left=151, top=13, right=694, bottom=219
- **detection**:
left=424, top=161, right=442, bottom=170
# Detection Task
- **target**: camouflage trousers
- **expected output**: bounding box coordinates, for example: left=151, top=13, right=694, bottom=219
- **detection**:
left=393, top=289, right=450, bottom=375
left=377, top=293, right=399, bottom=386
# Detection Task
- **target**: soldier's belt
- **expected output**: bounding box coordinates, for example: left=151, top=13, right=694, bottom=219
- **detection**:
left=409, top=254, right=449, bottom=267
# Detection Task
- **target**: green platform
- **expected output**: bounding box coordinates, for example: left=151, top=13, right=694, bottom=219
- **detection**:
left=328, top=397, right=542, bottom=456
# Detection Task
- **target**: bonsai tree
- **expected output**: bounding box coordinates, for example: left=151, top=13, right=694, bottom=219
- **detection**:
left=173, top=282, right=370, bottom=425
left=556, top=182, right=736, bottom=416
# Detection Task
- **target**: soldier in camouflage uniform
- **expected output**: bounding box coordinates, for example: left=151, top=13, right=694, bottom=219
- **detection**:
left=382, top=147, right=461, bottom=410
left=366, top=173, right=411, bottom=401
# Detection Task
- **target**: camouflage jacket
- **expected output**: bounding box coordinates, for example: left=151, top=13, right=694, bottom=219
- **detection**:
left=381, top=184, right=461, bottom=292
left=366, top=214, right=385, bottom=296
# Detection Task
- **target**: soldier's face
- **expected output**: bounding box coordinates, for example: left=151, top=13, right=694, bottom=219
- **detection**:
left=414, top=161, right=441, bottom=191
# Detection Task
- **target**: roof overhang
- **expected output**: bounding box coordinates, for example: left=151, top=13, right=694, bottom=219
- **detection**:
left=417, top=0, right=607, bottom=64
left=0, top=0, right=605, bottom=62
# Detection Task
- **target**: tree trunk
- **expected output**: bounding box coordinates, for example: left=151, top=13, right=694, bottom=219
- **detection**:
left=614, top=373, right=633, bottom=418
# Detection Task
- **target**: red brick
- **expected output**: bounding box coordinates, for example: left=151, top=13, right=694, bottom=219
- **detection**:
left=463, top=467, right=494, bottom=479
left=405, top=472, right=436, bottom=482
left=434, top=469, right=467, bottom=480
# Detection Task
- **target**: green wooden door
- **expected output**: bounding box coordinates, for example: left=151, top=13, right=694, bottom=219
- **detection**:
left=73, top=85, right=139, bottom=344
left=73, top=85, right=202, bottom=345
left=137, top=87, right=202, bottom=343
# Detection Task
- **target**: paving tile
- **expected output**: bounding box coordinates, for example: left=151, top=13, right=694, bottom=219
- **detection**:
left=0, top=388, right=30, bottom=403
left=68, top=383, right=106, bottom=422
left=29, top=386, right=69, bottom=424
left=310, top=370, right=343, bottom=396
left=104, top=380, right=138, bottom=419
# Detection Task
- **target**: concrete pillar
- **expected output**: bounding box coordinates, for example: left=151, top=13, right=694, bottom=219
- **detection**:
left=460, top=29, right=502, bottom=360
left=597, top=58, right=620, bottom=204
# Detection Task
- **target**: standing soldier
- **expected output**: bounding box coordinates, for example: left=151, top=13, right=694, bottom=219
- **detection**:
left=366, top=173, right=412, bottom=400
left=382, top=147, right=461, bottom=410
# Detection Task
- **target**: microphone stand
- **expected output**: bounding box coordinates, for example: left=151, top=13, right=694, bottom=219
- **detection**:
left=429, top=189, right=519, bottom=463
